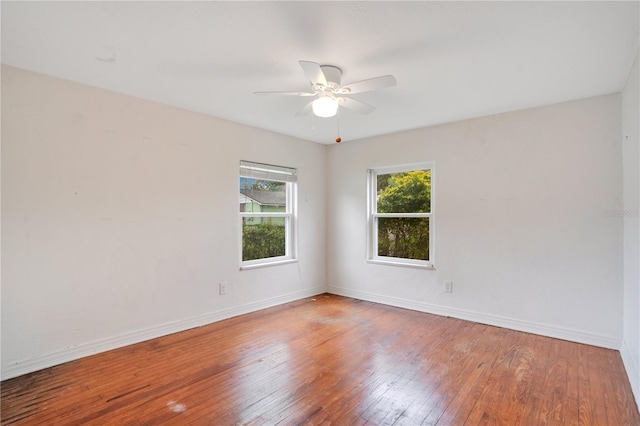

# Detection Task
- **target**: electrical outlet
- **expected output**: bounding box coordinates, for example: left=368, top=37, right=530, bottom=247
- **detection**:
left=219, top=282, right=227, bottom=295
left=444, top=281, right=453, bottom=293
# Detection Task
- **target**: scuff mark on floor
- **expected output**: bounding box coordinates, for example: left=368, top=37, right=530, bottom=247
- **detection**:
left=167, top=400, right=186, bottom=413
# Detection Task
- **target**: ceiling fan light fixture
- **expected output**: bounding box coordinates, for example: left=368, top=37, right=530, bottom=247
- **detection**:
left=312, top=96, right=338, bottom=118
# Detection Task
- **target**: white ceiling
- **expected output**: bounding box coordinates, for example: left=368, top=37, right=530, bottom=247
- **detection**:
left=2, top=1, right=638, bottom=144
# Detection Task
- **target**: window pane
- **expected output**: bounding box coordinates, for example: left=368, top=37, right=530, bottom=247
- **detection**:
left=377, top=217, right=429, bottom=261
left=242, top=217, right=286, bottom=261
left=239, top=179, right=287, bottom=213
left=376, top=170, right=431, bottom=213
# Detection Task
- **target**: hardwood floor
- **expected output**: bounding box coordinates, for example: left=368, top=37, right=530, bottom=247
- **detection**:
left=2, top=294, right=639, bottom=425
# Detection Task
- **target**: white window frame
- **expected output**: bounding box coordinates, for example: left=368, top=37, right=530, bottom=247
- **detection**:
left=239, top=161, right=297, bottom=270
left=367, top=162, right=434, bottom=269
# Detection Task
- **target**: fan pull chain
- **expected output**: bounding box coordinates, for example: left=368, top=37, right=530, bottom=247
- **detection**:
left=335, top=109, right=342, bottom=143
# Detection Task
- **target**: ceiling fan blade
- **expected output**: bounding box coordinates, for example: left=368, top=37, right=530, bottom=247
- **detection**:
left=295, top=101, right=313, bottom=116
left=339, top=75, right=397, bottom=94
left=338, top=97, right=375, bottom=114
left=299, top=61, right=327, bottom=87
left=254, top=91, right=316, bottom=96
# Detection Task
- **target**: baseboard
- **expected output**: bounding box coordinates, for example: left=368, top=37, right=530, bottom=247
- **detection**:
left=3, top=285, right=622, bottom=381
left=328, top=286, right=621, bottom=350
left=1, top=286, right=325, bottom=381
left=621, top=340, right=640, bottom=408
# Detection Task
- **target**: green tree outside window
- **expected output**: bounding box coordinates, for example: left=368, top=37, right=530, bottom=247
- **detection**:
left=376, top=170, right=431, bottom=261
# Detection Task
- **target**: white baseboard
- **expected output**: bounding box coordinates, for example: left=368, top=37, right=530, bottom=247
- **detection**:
left=328, top=286, right=621, bottom=350
left=621, top=340, right=640, bottom=408
left=3, top=285, right=623, bottom=381
left=1, top=287, right=325, bottom=381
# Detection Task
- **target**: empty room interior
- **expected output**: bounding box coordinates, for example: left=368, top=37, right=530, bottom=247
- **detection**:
left=2, top=1, right=640, bottom=424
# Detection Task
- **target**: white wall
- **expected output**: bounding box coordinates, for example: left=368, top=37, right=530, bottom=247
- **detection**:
left=1, top=66, right=327, bottom=379
left=327, top=94, right=623, bottom=348
left=622, top=49, right=640, bottom=406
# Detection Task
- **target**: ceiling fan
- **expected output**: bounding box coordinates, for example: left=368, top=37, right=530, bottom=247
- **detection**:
left=255, top=61, right=397, bottom=119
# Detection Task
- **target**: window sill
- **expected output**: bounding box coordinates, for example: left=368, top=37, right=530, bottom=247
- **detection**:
left=367, top=258, right=435, bottom=270
left=240, top=258, right=298, bottom=271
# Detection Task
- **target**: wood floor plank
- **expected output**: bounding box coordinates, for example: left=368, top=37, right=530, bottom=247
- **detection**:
left=532, top=336, right=568, bottom=425
left=2, top=294, right=639, bottom=425
left=247, top=301, right=425, bottom=425
left=428, top=324, right=502, bottom=425
left=333, top=316, right=465, bottom=425
left=456, top=328, right=525, bottom=425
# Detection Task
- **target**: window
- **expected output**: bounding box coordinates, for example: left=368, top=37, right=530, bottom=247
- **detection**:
left=239, top=161, right=297, bottom=268
left=368, top=163, right=433, bottom=268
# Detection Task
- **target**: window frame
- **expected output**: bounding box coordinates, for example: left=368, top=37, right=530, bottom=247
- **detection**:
left=239, top=161, right=298, bottom=269
left=367, top=162, right=434, bottom=269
